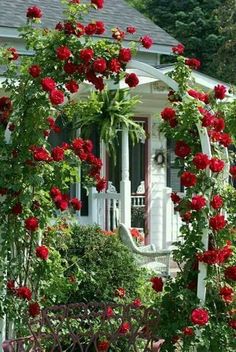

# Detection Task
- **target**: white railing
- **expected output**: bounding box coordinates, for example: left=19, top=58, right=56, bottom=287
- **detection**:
left=95, top=192, right=121, bottom=231
left=131, top=194, right=145, bottom=207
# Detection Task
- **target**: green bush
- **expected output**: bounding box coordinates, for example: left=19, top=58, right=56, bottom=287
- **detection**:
left=62, top=224, right=143, bottom=303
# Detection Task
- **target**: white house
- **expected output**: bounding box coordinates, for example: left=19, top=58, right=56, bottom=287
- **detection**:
left=0, top=0, right=232, bottom=249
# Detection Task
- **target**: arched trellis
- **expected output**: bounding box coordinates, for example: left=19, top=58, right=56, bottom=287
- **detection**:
left=127, top=59, right=230, bottom=305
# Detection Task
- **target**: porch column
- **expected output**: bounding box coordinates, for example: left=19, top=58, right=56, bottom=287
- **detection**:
left=120, top=125, right=131, bottom=227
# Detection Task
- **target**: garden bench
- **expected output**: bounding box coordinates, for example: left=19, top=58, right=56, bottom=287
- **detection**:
left=118, top=223, right=171, bottom=277
left=2, top=302, right=164, bottom=351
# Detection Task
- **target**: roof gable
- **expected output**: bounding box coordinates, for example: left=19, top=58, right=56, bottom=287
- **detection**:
left=0, top=0, right=178, bottom=48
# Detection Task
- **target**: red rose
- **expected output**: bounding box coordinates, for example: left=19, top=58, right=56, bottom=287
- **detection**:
left=209, top=158, right=224, bottom=173
left=7, top=280, right=15, bottom=291
left=0, top=96, right=12, bottom=112
left=185, top=58, right=201, bottom=70
left=193, top=153, right=209, bottom=170
left=191, top=195, right=206, bottom=211
left=225, top=266, right=236, bottom=281
left=91, top=0, right=104, bottom=9
left=76, top=23, right=85, bottom=37
left=219, top=133, right=232, bottom=147
left=181, top=211, right=192, bottom=223
left=161, top=107, right=176, bottom=121
left=140, top=36, right=153, bottom=49
left=79, top=48, right=94, bottom=63
left=97, top=340, right=109, bottom=351
left=29, top=65, right=41, bottom=78
left=127, top=26, right=136, bottom=34
left=209, top=214, right=227, bottom=231
left=33, top=147, right=51, bottom=161
left=171, top=192, right=181, bottom=204
left=64, top=61, right=77, bottom=74
left=210, top=195, right=223, bottom=209
left=11, top=202, right=23, bottom=215
left=218, top=244, right=233, bottom=263
left=52, top=146, right=64, bottom=161
left=56, top=46, right=72, bottom=61
left=104, top=306, right=114, bottom=319
left=26, top=6, right=42, bottom=19
left=25, top=217, right=39, bottom=232
left=93, top=58, right=107, bottom=73
left=70, top=198, right=82, bottom=211
left=28, top=302, right=41, bottom=317
left=219, top=286, right=234, bottom=303
left=36, top=245, right=49, bottom=260
left=41, top=77, right=56, bottom=92
left=200, top=110, right=215, bottom=127
left=172, top=43, right=185, bottom=55
left=182, top=327, right=194, bottom=336
left=50, top=187, right=61, bottom=199
left=95, top=21, right=105, bottom=35
left=54, top=193, right=69, bottom=211
left=132, top=298, right=142, bottom=308
left=65, top=80, right=79, bottom=93
left=108, top=58, right=121, bottom=73
left=198, top=249, right=219, bottom=265
left=230, top=166, right=236, bottom=178
left=7, top=48, right=19, bottom=61
left=150, top=277, right=163, bottom=292
left=229, top=319, right=236, bottom=329
left=214, top=84, right=227, bottom=100
left=125, top=73, right=139, bottom=88
left=71, top=137, right=84, bottom=152
left=85, top=23, right=97, bottom=35
left=213, top=117, right=225, bottom=132
left=49, top=89, right=64, bottom=105
left=191, top=308, right=209, bottom=326
left=180, top=171, right=197, bottom=188
left=17, top=286, right=32, bottom=301
left=175, top=141, right=191, bottom=158
left=115, top=287, right=126, bottom=298
left=96, top=177, right=107, bottom=192
left=118, top=48, right=132, bottom=63
left=118, top=322, right=130, bottom=334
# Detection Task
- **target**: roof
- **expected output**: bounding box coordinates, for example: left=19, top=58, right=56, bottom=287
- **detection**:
left=0, top=0, right=178, bottom=49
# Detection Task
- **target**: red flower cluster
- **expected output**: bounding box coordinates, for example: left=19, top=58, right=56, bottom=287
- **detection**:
left=219, top=286, right=234, bottom=303
left=56, top=46, right=72, bottom=60
left=97, top=340, right=110, bottom=351
left=11, top=202, right=23, bottom=215
left=209, top=158, right=225, bottom=173
left=191, top=195, right=206, bottom=211
left=0, top=96, right=12, bottom=125
left=182, top=327, right=194, bottom=336
left=172, top=43, right=185, bottom=55
left=25, top=217, right=39, bottom=232
left=118, top=322, right=130, bottom=334
left=198, top=244, right=232, bottom=265
left=140, top=36, right=153, bottom=49
left=104, top=306, right=114, bottom=319
left=209, top=214, right=227, bottom=231
left=188, top=89, right=209, bottom=103
left=127, top=26, right=136, bottom=34
left=210, top=195, right=223, bottom=209
left=161, top=107, right=177, bottom=127
left=229, top=319, right=236, bottom=330
left=27, top=6, right=42, bottom=19
left=91, top=0, right=104, bottom=9
left=115, top=287, right=126, bottom=298
left=191, top=308, right=209, bottom=326
left=119, top=48, right=132, bottom=63
left=17, top=286, right=32, bottom=301
left=51, top=146, right=65, bottom=161
left=32, top=146, right=51, bottom=162
left=28, top=302, right=41, bottom=317
left=193, top=153, right=210, bottom=170
left=180, top=171, right=197, bottom=188
left=125, top=73, right=139, bottom=88
left=175, top=140, right=191, bottom=158
left=132, top=298, right=142, bottom=308
left=225, top=266, right=236, bottom=281
left=150, top=277, right=163, bottom=292
left=50, top=89, right=65, bottom=105
left=41, top=77, right=56, bottom=92
left=29, top=65, right=41, bottom=78
left=185, top=58, right=201, bottom=70
left=36, top=245, right=49, bottom=260
left=65, top=80, right=79, bottom=93
left=171, top=192, right=181, bottom=204
left=70, top=197, right=82, bottom=211
left=214, top=84, right=227, bottom=100
left=230, top=166, right=236, bottom=178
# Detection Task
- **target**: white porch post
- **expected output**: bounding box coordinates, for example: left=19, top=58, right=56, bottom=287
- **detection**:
left=120, top=125, right=131, bottom=227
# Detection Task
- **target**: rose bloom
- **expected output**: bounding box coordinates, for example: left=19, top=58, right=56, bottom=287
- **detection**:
left=218, top=244, right=233, bottom=263
left=197, top=249, right=219, bottom=265
left=209, top=214, right=227, bottom=231
left=33, top=146, right=51, bottom=161
left=65, top=80, right=79, bottom=93
left=161, top=107, right=176, bottom=121
left=56, top=46, right=71, bottom=60
left=171, top=192, right=181, bottom=204
left=140, top=36, right=153, bottom=49
left=54, top=193, right=69, bottom=211
left=214, top=84, right=227, bottom=100
left=91, top=0, right=104, bottom=9
left=7, top=47, right=19, bottom=61
left=209, top=158, right=224, bottom=173
left=180, top=171, right=197, bottom=188
left=115, top=287, right=126, bottom=298
left=50, top=187, right=61, bottom=199
left=193, top=153, right=210, bottom=170
left=210, top=195, right=223, bottom=209
left=25, top=217, right=39, bottom=232
left=230, top=166, right=236, bottom=178
left=118, top=48, right=132, bottom=63
left=150, top=277, right=163, bottom=292
left=182, top=327, right=194, bottom=336
left=125, top=73, right=139, bottom=88
left=181, top=211, right=192, bottom=223
left=172, top=43, right=185, bottom=55
left=17, top=286, right=32, bottom=301
left=85, top=23, right=97, bottom=35
left=52, top=146, right=64, bottom=161
left=26, top=6, right=42, bottom=19
left=127, top=26, right=136, bottom=34
left=213, top=117, right=225, bottom=132
left=225, top=266, right=236, bottom=281
left=132, top=298, right=142, bottom=308
left=29, top=65, right=41, bottom=78
left=118, top=322, right=130, bottom=334
left=185, top=58, right=201, bottom=70
left=97, top=340, right=110, bottom=351
left=64, top=61, right=77, bottom=74
left=104, top=306, right=114, bottom=318
left=79, top=48, right=94, bottom=63
left=0, top=96, right=12, bottom=112
left=70, top=197, right=82, bottom=211
left=11, top=202, right=23, bottom=215
left=71, top=137, right=84, bottom=152
left=191, top=308, right=209, bottom=326
left=229, top=319, right=236, bottom=330
left=219, top=133, right=232, bottom=148
left=219, top=286, right=234, bottom=303
left=41, top=77, right=56, bottom=92
left=108, top=58, right=121, bottom=73
left=49, top=89, right=64, bottom=105
left=175, top=140, right=191, bottom=158
left=191, top=195, right=206, bottom=211
left=93, top=58, right=107, bottom=73
left=28, top=302, right=41, bottom=317
left=36, top=245, right=49, bottom=260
